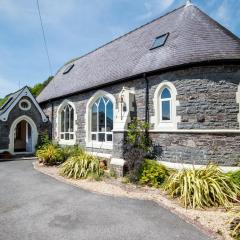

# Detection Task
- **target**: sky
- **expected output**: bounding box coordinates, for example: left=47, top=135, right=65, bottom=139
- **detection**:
left=0, top=0, right=239, bottom=98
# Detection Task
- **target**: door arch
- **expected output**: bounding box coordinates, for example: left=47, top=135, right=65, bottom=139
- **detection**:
left=9, top=115, right=38, bottom=154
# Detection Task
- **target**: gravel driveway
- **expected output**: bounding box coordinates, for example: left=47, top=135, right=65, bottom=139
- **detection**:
left=0, top=158, right=210, bottom=240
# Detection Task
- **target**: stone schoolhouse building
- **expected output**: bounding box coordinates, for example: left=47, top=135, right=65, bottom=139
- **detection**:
left=0, top=2, right=240, bottom=174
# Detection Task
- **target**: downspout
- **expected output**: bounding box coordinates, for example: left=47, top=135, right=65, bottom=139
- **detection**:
left=144, top=73, right=149, bottom=124
left=144, top=73, right=150, bottom=144
left=51, top=101, right=54, bottom=140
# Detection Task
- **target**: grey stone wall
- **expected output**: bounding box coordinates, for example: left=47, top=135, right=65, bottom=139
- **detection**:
left=148, top=65, right=240, bottom=129
left=41, top=64, right=240, bottom=166
left=150, top=132, right=240, bottom=166
left=0, top=96, right=48, bottom=150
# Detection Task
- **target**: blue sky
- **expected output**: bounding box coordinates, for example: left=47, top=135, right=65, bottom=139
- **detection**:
left=0, top=0, right=239, bottom=98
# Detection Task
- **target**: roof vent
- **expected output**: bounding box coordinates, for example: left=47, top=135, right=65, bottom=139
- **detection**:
left=150, top=33, right=169, bottom=50
left=63, top=64, right=74, bottom=74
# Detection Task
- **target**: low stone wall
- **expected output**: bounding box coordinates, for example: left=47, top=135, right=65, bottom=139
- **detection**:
left=150, top=132, right=240, bottom=166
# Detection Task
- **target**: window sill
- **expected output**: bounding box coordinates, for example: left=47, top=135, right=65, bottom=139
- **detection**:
left=59, top=139, right=76, bottom=145
left=154, top=122, right=177, bottom=131
left=86, top=141, right=113, bottom=150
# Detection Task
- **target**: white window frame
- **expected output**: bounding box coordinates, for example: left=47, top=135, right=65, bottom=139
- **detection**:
left=85, top=90, right=116, bottom=149
left=90, top=96, right=113, bottom=144
left=151, top=81, right=180, bottom=130
left=56, top=99, right=77, bottom=145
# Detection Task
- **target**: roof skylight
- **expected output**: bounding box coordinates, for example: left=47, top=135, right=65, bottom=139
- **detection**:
left=63, top=64, right=74, bottom=74
left=150, top=33, right=169, bottom=50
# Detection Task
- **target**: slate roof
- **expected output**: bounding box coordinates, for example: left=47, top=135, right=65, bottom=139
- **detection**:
left=37, top=3, right=240, bottom=103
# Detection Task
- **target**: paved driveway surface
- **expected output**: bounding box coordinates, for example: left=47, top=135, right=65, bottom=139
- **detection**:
left=0, top=159, right=210, bottom=240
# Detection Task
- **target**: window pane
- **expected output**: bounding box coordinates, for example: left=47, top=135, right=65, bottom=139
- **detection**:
left=98, top=133, right=105, bottom=142
left=98, top=98, right=105, bottom=132
left=70, top=134, right=74, bottom=140
left=161, top=88, right=171, bottom=99
left=60, top=134, right=64, bottom=139
left=107, top=134, right=112, bottom=142
left=91, top=103, right=97, bottom=132
left=70, top=108, right=74, bottom=132
left=91, top=134, right=96, bottom=141
left=106, top=101, right=113, bottom=131
left=151, top=33, right=168, bottom=49
left=162, top=101, right=170, bottom=120
left=65, top=133, right=69, bottom=140
left=61, top=110, right=65, bottom=132
left=65, top=106, right=70, bottom=131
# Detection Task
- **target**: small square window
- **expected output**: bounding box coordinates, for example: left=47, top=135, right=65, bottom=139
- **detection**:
left=91, top=134, right=96, bottom=141
left=98, top=133, right=105, bottom=142
left=107, top=134, right=112, bottom=142
left=150, top=33, right=169, bottom=50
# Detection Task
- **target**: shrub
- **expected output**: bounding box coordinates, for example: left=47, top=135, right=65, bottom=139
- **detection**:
left=227, top=171, right=240, bottom=187
left=36, top=134, right=51, bottom=150
left=123, top=119, right=152, bottom=182
left=58, top=145, right=84, bottom=162
left=123, top=144, right=145, bottom=182
left=126, top=118, right=151, bottom=152
left=164, top=164, right=240, bottom=209
left=59, top=153, right=103, bottom=179
left=139, top=159, right=169, bottom=188
left=36, top=144, right=61, bottom=166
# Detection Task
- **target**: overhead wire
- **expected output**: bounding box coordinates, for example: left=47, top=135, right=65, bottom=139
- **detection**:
left=36, top=0, right=57, bottom=94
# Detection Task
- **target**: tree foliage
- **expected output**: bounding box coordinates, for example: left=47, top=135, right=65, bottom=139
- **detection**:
left=30, top=76, right=53, bottom=97
left=0, top=96, right=8, bottom=108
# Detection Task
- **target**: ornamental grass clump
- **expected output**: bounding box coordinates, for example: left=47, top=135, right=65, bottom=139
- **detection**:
left=164, top=164, right=239, bottom=209
left=229, top=206, right=240, bottom=239
left=36, top=144, right=61, bottom=166
left=60, top=153, right=103, bottom=180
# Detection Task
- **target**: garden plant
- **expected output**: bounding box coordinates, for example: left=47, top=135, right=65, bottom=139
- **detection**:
left=164, top=164, right=240, bottom=209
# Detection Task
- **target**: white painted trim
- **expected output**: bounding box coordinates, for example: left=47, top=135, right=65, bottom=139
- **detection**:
left=85, top=90, right=116, bottom=149
left=158, top=161, right=240, bottom=173
left=149, top=129, right=240, bottom=133
left=110, top=158, right=126, bottom=166
left=237, top=84, right=240, bottom=128
left=0, top=87, right=48, bottom=122
left=8, top=115, right=38, bottom=154
left=86, top=141, right=113, bottom=150
left=86, top=151, right=112, bottom=159
left=56, top=99, right=77, bottom=145
left=151, top=81, right=180, bottom=130
left=113, top=129, right=240, bottom=134
left=19, top=99, right=31, bottom=111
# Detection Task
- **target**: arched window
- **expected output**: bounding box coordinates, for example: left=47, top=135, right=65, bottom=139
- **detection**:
left=160, top=88, right=172, bottom=121
left=152, top=81, right=180, bottom=130
left=91, top=96, right=113, bottom=142
left=60, top=104, right=75, bottom=141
